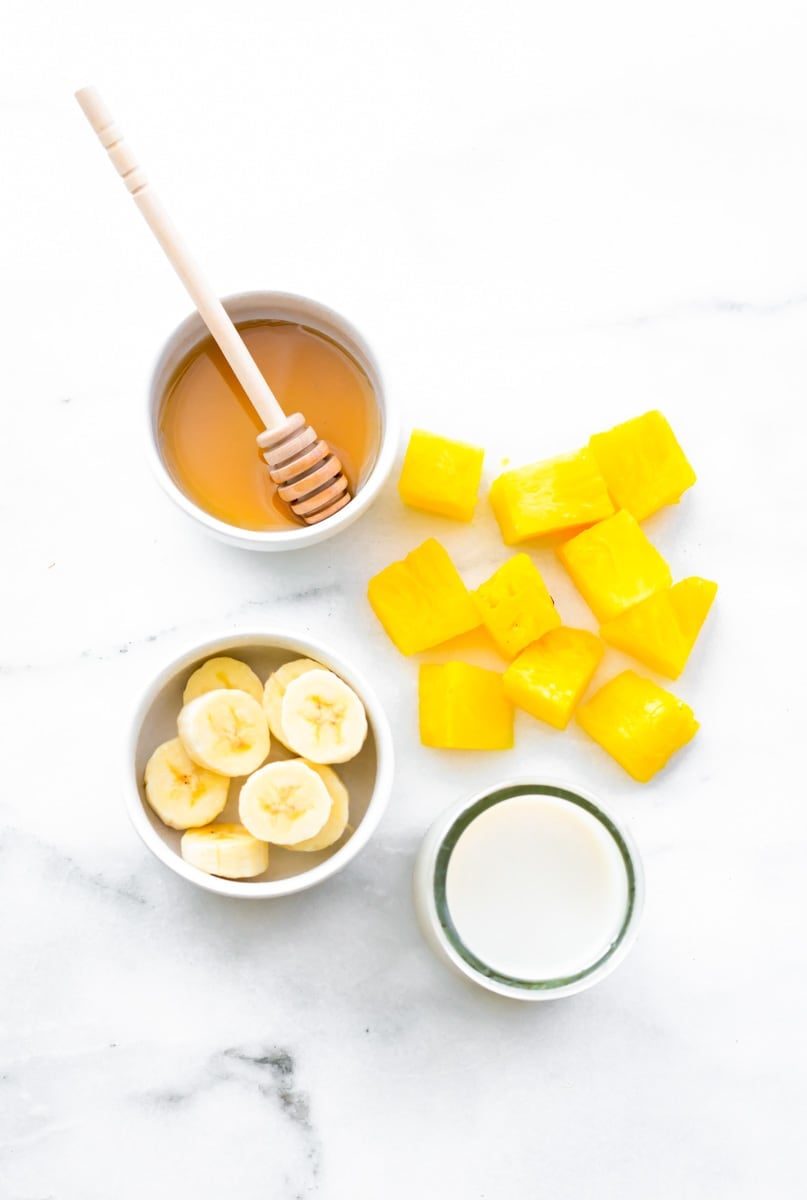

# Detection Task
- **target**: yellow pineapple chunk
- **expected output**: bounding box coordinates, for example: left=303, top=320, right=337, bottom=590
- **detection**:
left=600, top=577, right=717, bottom=679
left=503, top=627, right=604, bottom=730
left=398, top=429, right=485, bottom=522
left=489, top=448, right=615, bottom=545
left=577, top=670, right=699, bottom=782
left=473, top=553, right=560, bottom=659
left=419, top=662, right=514, bottom=749
left=367, top=538, right=480, bottom=655
left=557, top=510, right=672, bottom=622
left=589, top=410, right=696, bottom=521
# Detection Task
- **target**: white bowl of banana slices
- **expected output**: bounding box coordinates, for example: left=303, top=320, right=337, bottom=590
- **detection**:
left=127, top=631, right=394, bottom=897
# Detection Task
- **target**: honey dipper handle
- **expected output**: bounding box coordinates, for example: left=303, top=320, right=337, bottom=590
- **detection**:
left=74, top=86, right=287, bottom=432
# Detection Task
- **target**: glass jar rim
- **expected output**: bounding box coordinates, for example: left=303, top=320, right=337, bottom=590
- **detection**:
left=432, top=782, right=640, bottom=992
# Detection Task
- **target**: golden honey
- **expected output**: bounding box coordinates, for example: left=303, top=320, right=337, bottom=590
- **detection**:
left=158, top=320, right=380, bottom=530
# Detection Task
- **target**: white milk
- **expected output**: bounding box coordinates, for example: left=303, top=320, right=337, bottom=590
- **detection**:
left=444, top=793, right=630, bottom=980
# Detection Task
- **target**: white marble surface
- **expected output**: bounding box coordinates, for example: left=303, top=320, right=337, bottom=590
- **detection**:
left=2, top=2, right=805, bottom=1196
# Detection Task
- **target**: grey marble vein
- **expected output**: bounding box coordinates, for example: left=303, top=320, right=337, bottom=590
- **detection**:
left=0, top=582, right=348, bottom=673
left=0, top=828, right=148, bottom=907
left=589, top=291, right=807, bottom=330
left=142, top=1046, right=320, bottom=1192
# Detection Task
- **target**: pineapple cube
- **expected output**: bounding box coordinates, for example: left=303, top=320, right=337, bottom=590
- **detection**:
left=557, top=510, right=672, bottom=622
left=489, top=448, right=615, bottom=544
left=368, top=538, right=480, bottom=655
left=398, top=429, right=485, bottom=522
left=419, top=662, right=514, bottom=749
left=472, top=554, right=561, bottom=659
left=503, top=627, right=604, bottom=730
left=600, top=577, right=717, bottom=679
left=589, top=410, right=696, bottom=521
left=577, top=670, right=699, bottom=782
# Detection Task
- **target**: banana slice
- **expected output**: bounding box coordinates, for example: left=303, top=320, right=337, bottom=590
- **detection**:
left=181, top=823, right=269, bottom=879
left=262, top=658, right=321, bottom=746
left=239, top=759, right=331, bottom=844
left=178, top=688, right=270, bottom=777
left=280, top=668, right=368, bottom=764
left=183, top=656, right=263, bottom=706
left=144, top=737, right=229, bottom=830
left=276, top=762, right=350, bottom=852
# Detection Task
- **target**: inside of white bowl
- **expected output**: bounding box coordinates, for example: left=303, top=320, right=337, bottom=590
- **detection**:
left=133, top=643, right=378, bottom=884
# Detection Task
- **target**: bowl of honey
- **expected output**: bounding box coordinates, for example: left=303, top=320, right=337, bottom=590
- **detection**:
left=147, top=291, right=395, bottom=549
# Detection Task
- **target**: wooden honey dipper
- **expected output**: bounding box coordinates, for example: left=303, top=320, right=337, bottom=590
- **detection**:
left=75, top=86, right=351, bottom=525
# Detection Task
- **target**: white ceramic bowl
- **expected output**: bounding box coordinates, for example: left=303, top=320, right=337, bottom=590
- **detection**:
left=126, top=630, right=394, bottom=897
left=146, top=291, right=397, bottom=550
left=413, top=778, right=645, bottom=1000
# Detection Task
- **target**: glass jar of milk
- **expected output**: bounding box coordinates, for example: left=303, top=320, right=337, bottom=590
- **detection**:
left=413, top=781, right=645, bottom=1001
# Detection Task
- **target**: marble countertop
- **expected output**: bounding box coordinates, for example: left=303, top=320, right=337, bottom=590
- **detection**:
left=2, top=2, right=804, bottom=1196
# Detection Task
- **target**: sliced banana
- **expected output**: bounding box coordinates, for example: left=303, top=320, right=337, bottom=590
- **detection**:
left=239, top=759, right=331, bottom=844
left=280, top=668, right=368, bottom=764
left=181, top=823, right=269, bottom=879
left=144, top=737, right=229, bottom=830
left=183, top=656, right=263, bottom=706
left=262, top=658, right=321, bottom=746
left=276, top=762, right=350, bottom=852
left=178, top=688, right=270, bottom=777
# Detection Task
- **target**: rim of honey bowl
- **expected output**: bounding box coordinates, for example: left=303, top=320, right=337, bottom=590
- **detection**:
left=413, top=778, right=645, bottom=1001
left=126, top=628, right=395, bottom=898
left=146, top=291, right=396, bottom=550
